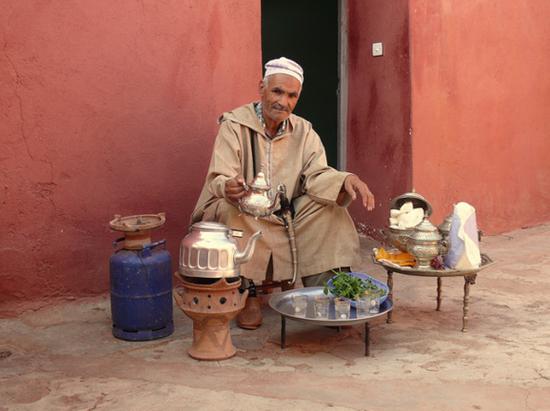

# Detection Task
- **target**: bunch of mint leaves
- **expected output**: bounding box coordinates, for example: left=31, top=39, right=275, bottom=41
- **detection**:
left=323, top=270, right=384, bottom=300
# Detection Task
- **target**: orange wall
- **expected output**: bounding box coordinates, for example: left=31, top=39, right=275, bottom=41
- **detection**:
left=410, top=0, right=550, bottom=234
left=0, top=1, right=261, bottom=305
left=347, top=0, right=412, bottom=236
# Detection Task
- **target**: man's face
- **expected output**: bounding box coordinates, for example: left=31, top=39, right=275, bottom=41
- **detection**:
left=259, top=74, right=302, bottom=126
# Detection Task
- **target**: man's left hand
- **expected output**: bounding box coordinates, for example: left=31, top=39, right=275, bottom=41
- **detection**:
left=340, top=175, right=375, bottom=210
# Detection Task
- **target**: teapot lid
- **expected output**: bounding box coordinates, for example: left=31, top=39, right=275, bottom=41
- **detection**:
left=249, top=172, right=271, bottom=190
left=438, top=213, right=453, bottom=232
left=415, top=216, right=438, bottom=232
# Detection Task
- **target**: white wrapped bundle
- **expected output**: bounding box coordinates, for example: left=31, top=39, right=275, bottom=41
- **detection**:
left=444, top=202, right=481, bottom=269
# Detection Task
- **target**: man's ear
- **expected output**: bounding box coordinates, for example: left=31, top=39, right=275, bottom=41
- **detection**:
left=258, top=79, right=265, bottom=95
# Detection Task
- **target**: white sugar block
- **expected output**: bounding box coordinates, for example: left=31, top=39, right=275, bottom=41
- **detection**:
left=399, top=207, right=424, bottom=228
left=399, top=201, right=414, bottom=213
left=390, top=209, right=401, bottom=218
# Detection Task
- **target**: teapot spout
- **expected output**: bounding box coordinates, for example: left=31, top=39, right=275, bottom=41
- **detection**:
left=234, top=230, right=262, bottom=265
left=266, top=187, right=284, bottom=214
left=264, top=184, right=287, bottom=215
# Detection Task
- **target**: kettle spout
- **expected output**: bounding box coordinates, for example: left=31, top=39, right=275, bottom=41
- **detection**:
left=234, top=230, right=262, bottom=265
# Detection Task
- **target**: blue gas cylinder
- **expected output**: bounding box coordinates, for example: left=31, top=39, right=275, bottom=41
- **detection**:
left=110, top=239, right=174, bottom=341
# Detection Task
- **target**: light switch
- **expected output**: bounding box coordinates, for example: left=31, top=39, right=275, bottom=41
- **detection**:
left=372, top=42, right=383, bottom=57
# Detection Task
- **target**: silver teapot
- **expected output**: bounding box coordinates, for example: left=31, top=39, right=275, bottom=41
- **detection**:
left=179, top=222, right=262, bottom=279
left=407, top=217, right=447, bottom=268
left=438, top=213, right=453, bottom=242
left=239, top=171, right=286, bottom=218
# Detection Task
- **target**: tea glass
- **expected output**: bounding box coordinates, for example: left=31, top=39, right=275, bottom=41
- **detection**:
left=313, top=295, right=330, bottom=319
left=368, top=296, right=381, bottom=314
left=334, top=297, right=351, bottom=320
left=292, top=294, right=308, bottom=317
left=355, top=297, right=370, bottom=317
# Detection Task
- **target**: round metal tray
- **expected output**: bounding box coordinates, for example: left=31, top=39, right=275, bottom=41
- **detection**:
left=372, top=253, right=494, bottom=277
left=268, top=287, right=393, bottom=326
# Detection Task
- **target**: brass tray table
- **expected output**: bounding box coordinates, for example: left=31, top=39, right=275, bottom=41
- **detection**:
left=373, top=253, right=494, bottom=332
left=269, top=287, right=393, bottom=356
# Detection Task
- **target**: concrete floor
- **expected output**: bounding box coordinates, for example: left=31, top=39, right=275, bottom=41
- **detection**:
left=1, top=224, right=550, bottom=410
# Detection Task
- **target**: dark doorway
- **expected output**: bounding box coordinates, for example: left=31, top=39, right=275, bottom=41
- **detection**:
left=261, top=0, right=339, bottom=167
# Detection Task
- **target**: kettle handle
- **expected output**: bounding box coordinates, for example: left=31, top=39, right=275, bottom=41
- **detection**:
left=230, top=229, right=244, bottom=238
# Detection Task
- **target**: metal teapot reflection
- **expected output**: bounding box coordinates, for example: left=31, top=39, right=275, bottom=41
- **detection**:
left=179, top=222, right=262, bottom=279
left=239, top=171, right=286, bottom=218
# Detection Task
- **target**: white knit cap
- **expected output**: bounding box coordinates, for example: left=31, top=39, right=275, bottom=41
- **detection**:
left=264, top=57, right=304, bottom=84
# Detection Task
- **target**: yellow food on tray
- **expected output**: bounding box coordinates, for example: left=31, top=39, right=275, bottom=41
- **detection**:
left=375, top=247, right=416, bottom=267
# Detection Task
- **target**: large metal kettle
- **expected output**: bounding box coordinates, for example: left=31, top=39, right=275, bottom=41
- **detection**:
left=239, top=171, right=286, bottom=218
left=179, top=222, right=262, bottom=279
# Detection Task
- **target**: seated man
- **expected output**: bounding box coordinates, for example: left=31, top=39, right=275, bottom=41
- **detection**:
left=191, top=57, right=375, bottom=328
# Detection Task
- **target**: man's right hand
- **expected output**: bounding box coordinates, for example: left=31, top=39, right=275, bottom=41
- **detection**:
left=225, top=175, right=248, bottom=203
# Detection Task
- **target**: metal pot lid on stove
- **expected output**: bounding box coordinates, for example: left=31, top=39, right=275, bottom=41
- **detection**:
left=389, top=192, right=433, bottom=217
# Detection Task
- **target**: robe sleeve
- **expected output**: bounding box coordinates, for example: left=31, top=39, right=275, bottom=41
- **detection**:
left=300, top=126, right=353, bottom=207
left=204, top=121, right=244, bottom=200
left=190, top=121, right=243, bottom=222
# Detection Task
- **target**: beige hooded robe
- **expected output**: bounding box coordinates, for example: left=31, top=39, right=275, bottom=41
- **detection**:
left=191, top=103, right=360, bottom=282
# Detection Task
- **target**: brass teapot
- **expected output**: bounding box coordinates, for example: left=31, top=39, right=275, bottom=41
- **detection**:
left=239, top=171, right=286, bottom=218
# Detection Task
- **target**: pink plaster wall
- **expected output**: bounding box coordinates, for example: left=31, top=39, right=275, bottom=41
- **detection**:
left=409, top=0, right=550, bottom=234
left=0, top=1, right=261, bottom=305
left=347, top=0, right=411, bottom=236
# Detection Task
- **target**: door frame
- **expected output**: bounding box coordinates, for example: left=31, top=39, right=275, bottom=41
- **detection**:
left=337, top=0, right=348, bottom=170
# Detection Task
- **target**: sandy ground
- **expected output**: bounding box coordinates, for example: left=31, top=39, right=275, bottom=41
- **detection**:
left=1, top=224, right=550, bottom=410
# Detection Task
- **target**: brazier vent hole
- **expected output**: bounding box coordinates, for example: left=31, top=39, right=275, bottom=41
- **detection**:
left=0, top=351, right=12, bottom=360
left=220, top=297, right=227, bottom=304
left=193, top=297, right=199, bottom=305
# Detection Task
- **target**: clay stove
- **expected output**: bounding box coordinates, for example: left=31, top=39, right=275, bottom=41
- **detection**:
left=174, top=222, right=261, bottom=360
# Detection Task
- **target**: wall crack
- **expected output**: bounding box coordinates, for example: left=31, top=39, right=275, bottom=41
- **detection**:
left=3, top=41, right=55, bottom=183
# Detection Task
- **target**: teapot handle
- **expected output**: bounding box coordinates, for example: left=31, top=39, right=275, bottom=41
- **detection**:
left=230, top=229, right=244, bottom=238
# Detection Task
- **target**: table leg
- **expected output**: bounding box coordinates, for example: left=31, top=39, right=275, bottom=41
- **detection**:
left=436, top=277, right=442, bottom=311
left=364, top=322, right=370, bottom=357
left=281, top=315, right=286, bottom=349
left=386, top=270, right=394, bottom=323
left=462, top=275, right=477, bottom=332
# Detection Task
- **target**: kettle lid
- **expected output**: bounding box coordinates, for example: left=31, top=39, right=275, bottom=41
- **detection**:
left=190, top=221, right=230, bottom=233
